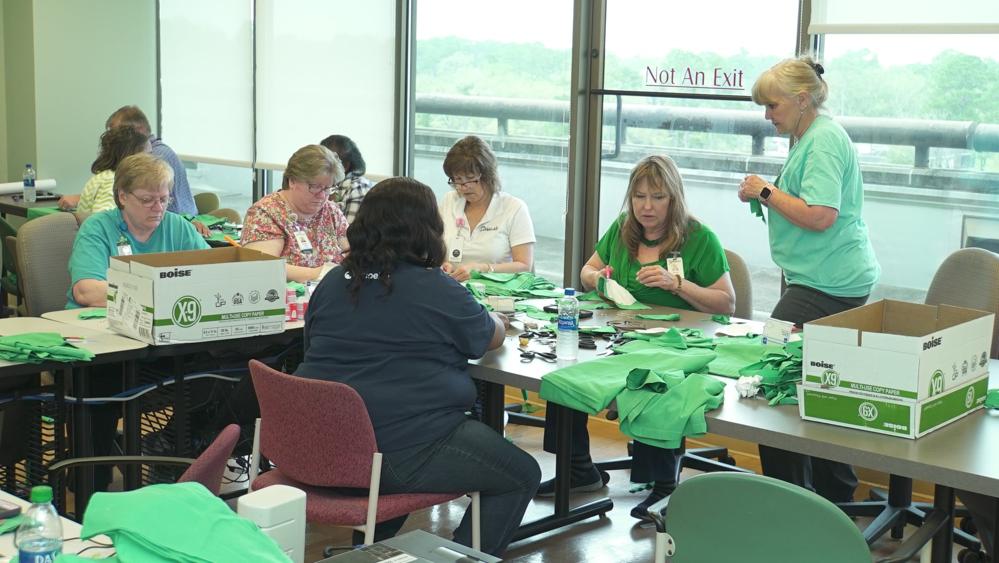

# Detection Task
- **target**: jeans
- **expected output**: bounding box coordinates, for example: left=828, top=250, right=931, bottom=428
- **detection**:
left=377, top=418, right=541, bottom=556
left=759, top=284, right=868, bottom=503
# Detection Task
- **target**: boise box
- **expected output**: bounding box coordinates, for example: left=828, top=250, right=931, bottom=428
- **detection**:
left=107, top=247, right=286, bottom=345
left=802, top=300, right=993, bottom=402
left=798, top=375, right=987, bottom=439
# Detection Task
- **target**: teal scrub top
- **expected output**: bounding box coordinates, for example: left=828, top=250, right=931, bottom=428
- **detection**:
left=595, top=216, right=729, bottom=308
left=66, top=208, right=210, bottom=308
left=769, top=115, right=880, bottom=297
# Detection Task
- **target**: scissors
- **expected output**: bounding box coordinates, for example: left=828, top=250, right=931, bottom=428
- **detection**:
left=519, top=348, right=557, bottom=363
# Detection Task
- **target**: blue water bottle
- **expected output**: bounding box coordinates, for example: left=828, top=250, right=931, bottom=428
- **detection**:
left=15, top=485, right=63, bottom=563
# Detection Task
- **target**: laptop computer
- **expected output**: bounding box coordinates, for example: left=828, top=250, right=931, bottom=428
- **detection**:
left=318, top=530, right=499, bottom=563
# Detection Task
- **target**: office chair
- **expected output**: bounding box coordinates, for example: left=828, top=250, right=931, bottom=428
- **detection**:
left=0, top=218, right=21, bottom=317
left=725, top=248, right=754, bottom=320
left=246, top=360, right=481, bottom=551
left=194, top=192, right=221, bottom=215
left=208, top=207, right=241, bottom=224
left=14, top=211, right=89, bottom=316
left=653, top=472, right=948, bottom=563
left=838, top=248, right=999, bottom=563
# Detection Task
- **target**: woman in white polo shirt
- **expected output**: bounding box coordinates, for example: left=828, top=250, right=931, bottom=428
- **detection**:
left=439, top=136, right=535, bottom=282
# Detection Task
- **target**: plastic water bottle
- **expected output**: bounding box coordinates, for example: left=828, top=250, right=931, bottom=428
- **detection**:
left=23, top=164, right=37, bottom=203
left=556, top=287, right=579, bottom=361
left=15, top=485, right=63, bottom=563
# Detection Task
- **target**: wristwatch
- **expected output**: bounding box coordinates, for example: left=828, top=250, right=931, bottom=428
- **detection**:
left=759, top=184, right=773, bottom=202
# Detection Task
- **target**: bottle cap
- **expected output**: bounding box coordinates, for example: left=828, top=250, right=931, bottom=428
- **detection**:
left=564, top=287, right=575, bottom=296
left=30, top=485, right=53, bottom=503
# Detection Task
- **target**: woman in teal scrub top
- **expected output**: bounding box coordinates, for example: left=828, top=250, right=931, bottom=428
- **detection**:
left=738, top=56, right=880, bottom=504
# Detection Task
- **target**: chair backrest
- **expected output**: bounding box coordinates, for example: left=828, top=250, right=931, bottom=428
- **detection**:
left=15, top=211, right=89, bottom=316
left=208, top=207, right=241, bottom=224
left=194, top=192, right=220, bottom=214
left=724, top=248, right=753, bottom=320
left=0, top=218, right=17, bottom=281
left=248, top=360, right=377, bottom=488
left=178, top=423, right=242, bottom=495
left=664, top=472, right=871, bottom=563
left=925, top=247, right=999, bottom=359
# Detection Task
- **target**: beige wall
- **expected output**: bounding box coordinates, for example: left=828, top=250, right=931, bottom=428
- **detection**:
left=0, top=0, right=156, bottom=189
left=0, top=1, right=8, bottom=182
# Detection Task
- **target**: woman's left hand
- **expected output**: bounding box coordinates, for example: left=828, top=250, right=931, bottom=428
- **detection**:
left=448, top=264, right=475, bottom=282
left=636, top=265, right=679, bottom=291
left=192, top=220, right=212, bottom=237
left=738, top=175, right=768, bottom=202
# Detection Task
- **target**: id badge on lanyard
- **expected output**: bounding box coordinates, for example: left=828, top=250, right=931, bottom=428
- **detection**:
left=293, top=227, right=314, bottom=255
left=116, top=234, right=133, bottom=256
left=666, top=251, right=684, bottom=279
left=448, top=217, right=467, bottom=263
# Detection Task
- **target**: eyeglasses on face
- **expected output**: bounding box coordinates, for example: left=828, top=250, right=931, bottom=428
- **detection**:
left=129, top=193, right=172, bottom=208
left=447, top=175, right=481, bottom=189
left=306, top=182, right=335, bottom=194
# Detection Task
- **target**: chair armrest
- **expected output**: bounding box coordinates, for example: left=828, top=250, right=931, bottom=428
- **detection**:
left=648, top=494, right=670, bottom=533
left=48, top=455, right=197, bottom=477
left=875, top=508, right=949, bottom=563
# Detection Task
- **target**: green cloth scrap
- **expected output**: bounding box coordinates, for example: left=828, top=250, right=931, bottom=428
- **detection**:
left=545, top=322, right=616, bottom=334
left=986, top=389, right=999, bottom=409
left=192, top=213, right=227, bottom=227
left=465, top=271, right=557, bottom=299
left=576, top=290, right=604, bottom=302
left=0, top=332, right=94, bottom=364
left=617, top=368, right=725, bottom=449
left=738, top=339, right=803, bottom=405
left=26, top=206, right=61, bottom=221
left=287, top=281, right=306, bottom=297
left=539, top=348, right=716, bottom=415
left=621, top=327, right=714, bottom=350
left=707, top=337, right=783, bottom=378
left=0, top=514, right=23, bottom=534
left=65, top=482, right=287, bottom=563
left=637, top=313, right=681, bottom=321
left=78, top=308, right=108, bottom=319
left=711, top=314, right=732, bottom=325
left=579, top=301, right=613, bottom=311
left=749, top=199, right=766, bottom=223
left=615, top=301, right=652, bottom=310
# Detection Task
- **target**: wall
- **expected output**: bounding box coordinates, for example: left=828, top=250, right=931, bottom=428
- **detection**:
left=32, top=0, right=156, bottom=194
left=0, top=0, right=8, bottom=182
left=3, top=0, right=35, bottom=183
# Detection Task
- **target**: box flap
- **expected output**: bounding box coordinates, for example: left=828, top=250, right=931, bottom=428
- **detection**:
left=880, top=300, right=938, bottom=337
left=804, top=323, right=860, bottom=346
left=936, top=304, right=993, bottom=329
left=808, top=300, right=885, bottom=332
left=114, top=247, right=283, bottom=269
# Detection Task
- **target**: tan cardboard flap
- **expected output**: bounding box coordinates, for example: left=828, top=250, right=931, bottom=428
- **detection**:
left=881, top=300, right=939, bottom=337
left=111, top=247, right=281, bottom=270
left=936, top=304, right=993, bottom=329
left=809, top=300, right=885, bottom=333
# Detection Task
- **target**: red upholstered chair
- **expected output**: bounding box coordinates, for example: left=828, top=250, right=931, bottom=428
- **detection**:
left=246, top=360, right=481, bottom=549
left=177, top=423, right=242, bottom=495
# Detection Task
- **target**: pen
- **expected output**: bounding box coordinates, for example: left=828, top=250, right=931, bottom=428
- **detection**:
left=223, top=235, right=240, bottom=247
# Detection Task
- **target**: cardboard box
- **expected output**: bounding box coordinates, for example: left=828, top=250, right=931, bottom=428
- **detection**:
left=803, top=300, right=994, bottom=402
left=107, top=247, right=286, bottom=345
left=799, top=375, right=987, bottom=439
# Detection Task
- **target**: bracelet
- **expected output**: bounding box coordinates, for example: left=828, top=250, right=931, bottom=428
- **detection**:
left=487, top=263, right=495, bottom=273
left=674, top=276, right=683, bottom=293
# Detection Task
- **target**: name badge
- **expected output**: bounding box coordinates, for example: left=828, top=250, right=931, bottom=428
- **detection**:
left=448, top=237, right=464, bottom=263
left=293, top=229, right=314, bottom=254
left=116, top=235, right=133, bottom=256
left=666, top=252, right=684, bottom=279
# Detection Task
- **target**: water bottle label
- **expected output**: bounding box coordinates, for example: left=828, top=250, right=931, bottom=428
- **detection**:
left=24, top=178, right=35, bottom=187
left=557, top=315, right=578, bottom=331
left=18, top=549, right=59, bottom=563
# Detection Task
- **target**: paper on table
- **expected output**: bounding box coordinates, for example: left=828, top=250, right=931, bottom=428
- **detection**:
left=0, top=178, right=57, bottom=195
left=715, top=321, right=765, bottom=338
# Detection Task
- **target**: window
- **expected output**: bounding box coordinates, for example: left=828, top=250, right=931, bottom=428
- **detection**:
left=411, top=0, right=574, bottom=285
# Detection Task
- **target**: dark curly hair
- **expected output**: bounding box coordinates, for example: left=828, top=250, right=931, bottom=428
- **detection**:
left=320, top=134, right=366, bottom=176
left=342, top=177, right=446, bottom=303
left=92, top=126, right=149, bottom=174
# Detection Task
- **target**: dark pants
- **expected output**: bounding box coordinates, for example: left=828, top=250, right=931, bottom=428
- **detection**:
left=957, top=490, right=996, bottom=555
left=759, top=284, right=868, bottom=503
left=88, top=364, right=126, bottom=491
left=376, top=419, right=540, bottom=556
left=542, top=406, right=680, bottom=484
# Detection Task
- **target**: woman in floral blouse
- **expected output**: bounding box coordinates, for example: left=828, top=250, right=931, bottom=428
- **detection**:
left=241, top=144, right=349, bottom=282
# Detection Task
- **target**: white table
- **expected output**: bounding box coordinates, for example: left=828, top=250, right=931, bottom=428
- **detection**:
left=0, top=490, right=113, bottom=561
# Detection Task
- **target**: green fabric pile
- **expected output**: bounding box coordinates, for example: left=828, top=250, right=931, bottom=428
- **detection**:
left=618, top=327, right=714, bottom=351
left=0, top=332, right=94, bottom=364
left=183, top=213, right=241, bottom=242
left=56, top=482, right=288, bottom=563
left=465, top=271, right=562, bottom=299
left=26, top=206, right=61, bottom=221
left=736, top=339, right=803, bottom=405
left=577, top=288, right=651, bottom=310
left=986, top=389, right=999, bottom=409
left=78, top=308, right=108, bottom=320
left=617, top=368, right=725, bottom=449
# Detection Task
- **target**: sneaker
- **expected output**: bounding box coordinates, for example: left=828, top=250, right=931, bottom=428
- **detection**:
left=536, top=468, right=610, bottom=497
left=630, top=487, right=671, bottom=522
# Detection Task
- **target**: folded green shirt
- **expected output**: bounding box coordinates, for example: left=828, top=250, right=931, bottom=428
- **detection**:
left=0, top=332, right=94, bottom=364
left=617, top=369, right=725, bottom=449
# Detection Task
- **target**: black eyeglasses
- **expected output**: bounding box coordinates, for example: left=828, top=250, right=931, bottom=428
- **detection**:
left=447, top=176, right=481, bottom=189
left=306, top=182, right=334, bottom=194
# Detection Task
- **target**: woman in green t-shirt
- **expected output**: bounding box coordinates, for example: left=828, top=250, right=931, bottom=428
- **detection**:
left=737, top=56, right=880, bottom=507
left=539, top=155, right=735, bottom=522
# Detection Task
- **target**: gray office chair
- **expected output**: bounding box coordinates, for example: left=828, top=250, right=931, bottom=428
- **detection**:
left=207, top=208, right=241, bottom=224
left=724, top=248, right=753, bottom=320
left=839, top=247, right=999, bottom=563
left=14, top=211, right=90, bottom=316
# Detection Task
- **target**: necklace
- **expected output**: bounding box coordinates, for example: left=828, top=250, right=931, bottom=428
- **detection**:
left=641, top=234, right=666, bottom=247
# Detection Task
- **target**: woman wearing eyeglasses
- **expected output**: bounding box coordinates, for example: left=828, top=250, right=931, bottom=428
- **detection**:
left=67, top=152, right=209, bottom=309
left=242, top=144, right=350, bottom=282
left=439, top=135, right=535, bottom=282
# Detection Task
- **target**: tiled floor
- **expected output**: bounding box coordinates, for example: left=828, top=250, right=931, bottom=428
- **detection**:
left=304, top=419, right=978, bottom=562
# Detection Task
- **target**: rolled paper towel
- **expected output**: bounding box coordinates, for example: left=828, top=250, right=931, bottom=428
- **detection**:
left=0, top=178, right=58, bottom=195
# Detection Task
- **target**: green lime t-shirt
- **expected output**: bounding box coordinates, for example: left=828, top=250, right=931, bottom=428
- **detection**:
left=595, top=216, right=729, bottom=308
left=769, top=115, right=880, bottom=297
